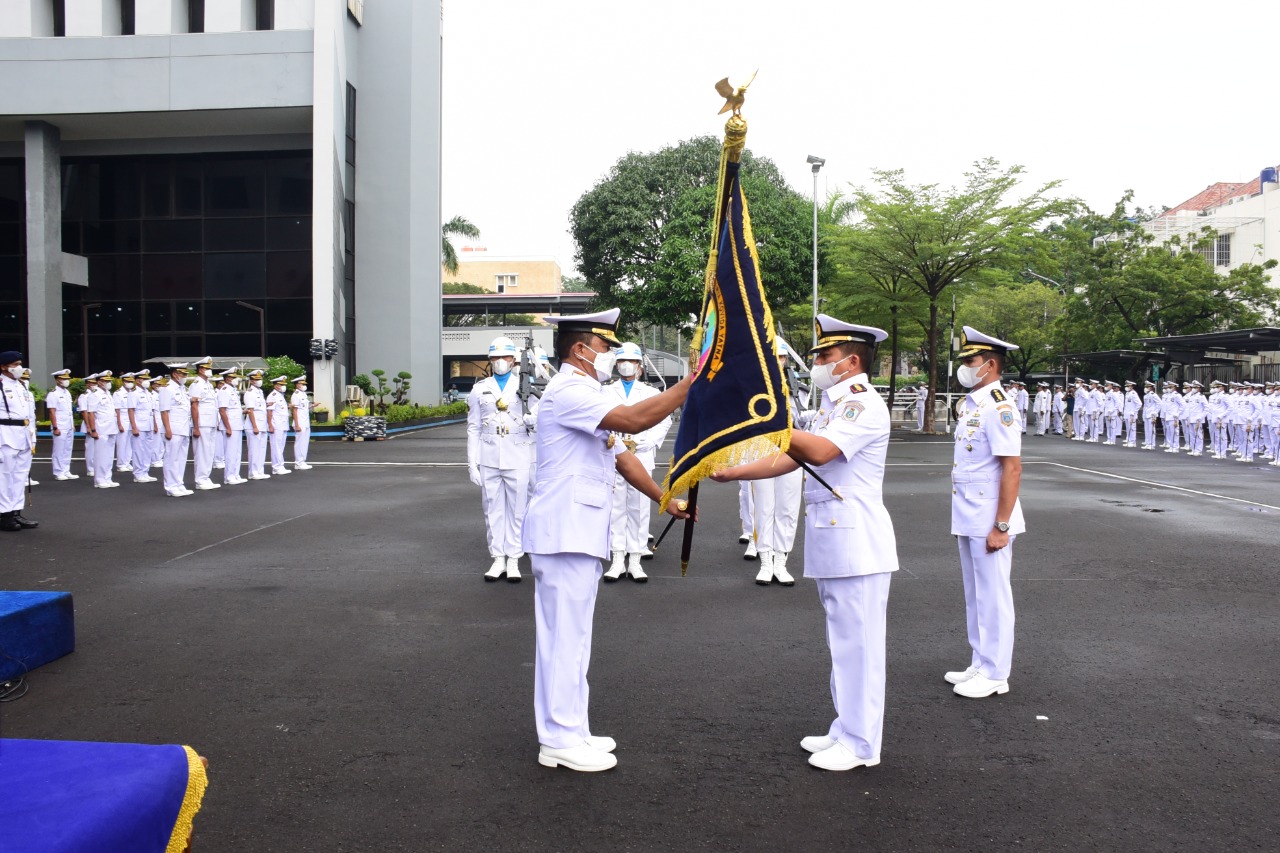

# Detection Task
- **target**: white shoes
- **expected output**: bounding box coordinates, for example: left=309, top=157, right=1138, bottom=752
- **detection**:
left=273, top=468, right=292, bottom=475
left=743, top=540, right=758, bottom=561
left=755, top=551, right=774, bottom=585
left=117, top=465, right=133, bottom=473
left=738, top=533, right=750, bottom=544
left=225, top=476, right=246, bottom=485
left=585, top=735, right=616, bottom=753
left=772, top=552, right=795, bottom=586
left=213, top=462, right=225, bottom=469
left=166, top=488, right=193, bottom=497
left=133, top=475, right=157, bottom=483
left=294, top=462, right=313, bottom=470
left=604, top=550, right=626, bottom=582
left=808, top=741, right=879, bottom=772
left=944, top=665, right=979, bottom=685
left=953, top=673, right=1009, bottom=698
left=538, top=743, right=617, bottom=772
left=150, top=461, right=164, bottom=469
left=54, top=473, right=78, bottom=481
left=484, top=557, right=506, bottom=582
left=249, top=473, right=271, bottom=480
left=625, top=553, right=647, bottom=583
left=194, top=481, right=221, bottom=490
left=800, top=735, right=835, bottom=754
left=94, top=481, right=120, bottom=489
left=505, top=555, right=522, bottom=583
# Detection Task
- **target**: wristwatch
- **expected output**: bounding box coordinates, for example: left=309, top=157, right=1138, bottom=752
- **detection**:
left=994, top=521, right=1010, bottom=533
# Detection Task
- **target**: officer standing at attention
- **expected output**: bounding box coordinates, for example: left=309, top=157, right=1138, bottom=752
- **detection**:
left=521, top=309, right=693, bottom=772
left=112, top=373, right=135, bottom=475
left=266, top=376, right=292, bottom=476
left=217, top=370, right=247, bottom=485
left=603, top=341, right=672, bottom=583
left=212, top=371, right=228, bottom=474
left=1015, top=381, right=1029, bottom=435
left=0, top=351, right=38, bottom=531
left=1161, top=381, right=1183, bottom=452
left=188, top=356, right=220, bottom=490
left=78, top=373, right=98, bottom=478
left=1033, top=382, right=1050, bottom=436
left=1122, top=380, right=1141, bottom=448
left=1051, top=384, right=1065, bottom=435
left=158, top=362, right=194, bottom=497
left=1141, top=380, right=1160, bottom=449
left=126, top=370, right=158, bottom=483
left=243, top=369, right=270, bottom=480
left=144, top=371, right=165, bottom=472
left=714, top=315, right=898, bottom=771
left=291, top=376, right=313, bottom=470
left=90, top=372, right=120, bottom=488
left=467, top=336, right=537, bottom=582
left=946, top=326, right=1025, bottom=699
left=47, top=369, right=77, bottom=480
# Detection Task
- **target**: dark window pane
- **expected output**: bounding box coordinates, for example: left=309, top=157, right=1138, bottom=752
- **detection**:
left=144, top=335, right=173, bottom=361
left=205, top=253, right=266, bottom=298
left=62, top=333, right=83, bottom=375
left=82, top=220, right=141, bottom=254
left=205, top=299, right=263, bottom=334
left=174, top=159, right=202, bottom=217
left=0, top=258, right=23, bottom=299
left=60, top=162, right=94, bottom=222
left=143, top=158, right=173, bottom=218
left=145, top=301, right=172, bottom=334
left=0, top=302, right=24, bottom=335
left=204, top=218, right=264, bottom=251
left=175, top=334, right=203, bottom=354
left=93, top=159, right=141, bottom=220
left=61, top=222, right=80, bottom=254
left=0, top=162, right=22, bottom=222
left=266, top=157, right=311, bottom=215
left=144, top=219, right=202, bottom=253
left=86, top=255, right=142, bottom=299
left=207, top=332, right=261, bottom=356
left=87, top=335, right=142, bottom=372
left=266, top=299, right=312, bottom=333
left=143, top=254, right=202, bottom=299
left=0, top=222, right=20, bottom=255
left=266, top=251, right=311, bottom=298
left=267, top=332, right=309, bottom=363
left=266, top=216, right=310, bottom=250
left=205, top=157, right=264, bottom=216
left=175, top=301, right=202, bottom=332
left=88, top=301, right=141, bottom=334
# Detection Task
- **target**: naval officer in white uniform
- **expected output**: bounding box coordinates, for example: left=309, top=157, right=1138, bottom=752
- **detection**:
left=158, top=362, right=194, bottom=497
left=522, top=309, right=693, bottom=772
left=46, top=369, right=77, bottom=480
left=947, top=326, right=1025, bottom=699
left=0, top=351, right=38, bottom=531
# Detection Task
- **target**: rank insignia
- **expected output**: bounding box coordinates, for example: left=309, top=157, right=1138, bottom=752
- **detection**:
left=991, top=389, right=1007, bottom=403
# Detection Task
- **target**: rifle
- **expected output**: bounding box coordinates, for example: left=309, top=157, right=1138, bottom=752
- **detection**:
left=517, top=334, right=553, bottom=432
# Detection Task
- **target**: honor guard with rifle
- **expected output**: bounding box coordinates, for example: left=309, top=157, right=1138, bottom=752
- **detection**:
left=602, top=342, right=672, bottom=583
left=467, top=335, right=538, bottom=582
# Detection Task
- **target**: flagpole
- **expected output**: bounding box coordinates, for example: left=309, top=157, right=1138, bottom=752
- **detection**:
left=679, top=484, right=699, bottom=577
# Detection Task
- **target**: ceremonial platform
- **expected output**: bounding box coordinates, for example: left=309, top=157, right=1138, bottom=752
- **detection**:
left=0, top=591, right=75, bottom=683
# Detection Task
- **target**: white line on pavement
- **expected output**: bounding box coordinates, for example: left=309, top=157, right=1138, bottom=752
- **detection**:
left=166, top=512, right=314, bottom=563
left=1036, top=461, right=1280, bottom=512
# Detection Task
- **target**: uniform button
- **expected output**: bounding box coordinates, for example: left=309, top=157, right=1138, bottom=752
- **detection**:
left=830, top=519, right=837, bottom=526
left=952, top=489, right=957, bottom=495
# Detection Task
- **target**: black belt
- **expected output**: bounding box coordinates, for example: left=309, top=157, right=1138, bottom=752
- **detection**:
left=0, top=418, right=30, bottom=426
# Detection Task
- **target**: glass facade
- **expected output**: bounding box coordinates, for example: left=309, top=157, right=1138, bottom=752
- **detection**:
left=0, top=160, right=25, bottom=359
left=53, top=151, right=314, bottom=375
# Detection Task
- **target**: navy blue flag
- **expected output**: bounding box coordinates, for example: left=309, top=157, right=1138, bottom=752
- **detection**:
left=661, top=148, right=791, bottom=509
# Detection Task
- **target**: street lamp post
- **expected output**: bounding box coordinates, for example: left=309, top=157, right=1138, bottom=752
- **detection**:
left=806, top=155, right=825, bottom=350
left=81, top=302, right=101, bottom=375
left=1025, top=268, right=1070, bottom=387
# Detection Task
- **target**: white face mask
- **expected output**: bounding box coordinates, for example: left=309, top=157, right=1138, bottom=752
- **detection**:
left=810, top=354, right=854, bottom=391
left=252, top=379, right=262, bottom=388
left=578, top=345, right=617, bottom=383
left=297, top=385, right=306, bottom=392
left=491, top=358, right=513, bottom=376
left=3, top=365, right=22, bottom=379
left=57, top=378, right=69, bottom=387
left=956, top=359, right=992, bottom=389
left=617, top=362, right=639, bottom=379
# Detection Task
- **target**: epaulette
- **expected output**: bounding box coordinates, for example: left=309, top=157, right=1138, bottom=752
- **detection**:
left=991, top=389, right=1007, bottom=403
left=848, top=384, right=868, bottom=394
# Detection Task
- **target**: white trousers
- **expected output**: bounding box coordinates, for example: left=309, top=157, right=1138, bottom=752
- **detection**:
left=293, top=427, right=310, bottom=465
left=0, top=445, right=32, bottom=512
left=751, top=468, right=802, bottom=554
left=816, top=572, right=892, bottom=761
left=1125, top=416, right=1137, bottom=445
left=531, top=552, right=602, bottom=749
left=82, top=433, right=96, bottom=477
left=480, top=464, right=529, bottom=557
left=269, top=429, right=288, bottom=472
left=1034, top=412, right=1048, bottom=435
left=1143, top=416, right=1158, bottom=447
left=114, top=429, right=131, bottom=469
left=164, top=433, right=190, bottom=492
left=610, top=452, right=654, bottom=553
left=50, top=428, right=73, bottom=477
left=132, top=431, right=153, bottom=478
left=192, top=425, right=215, bottom=483
left=1188, top=421, right=1204, bottom=454
left=94, top=433, right=116, bottom=485
left=1051, top=411, right=1063, bottom=434
left=246, top=429, right=267, bottom=477
left=1162, top=418, right=1179, bottom=448
left=214, top=427, right=226, bottom=466
left=957, top=535, right=1016, bottom=681
left=916, top=400, right=926, bottom=431
left=222, top=429, right=243, bottom=482
left=738, top=481, right=754, bottom=537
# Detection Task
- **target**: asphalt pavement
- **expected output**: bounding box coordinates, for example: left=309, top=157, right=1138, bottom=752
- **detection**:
left=3, top=426, right=1278, bottom=851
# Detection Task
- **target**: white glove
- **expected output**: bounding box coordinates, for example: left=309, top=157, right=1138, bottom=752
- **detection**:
left=522, top=413, right=537, bottom=428
left=468, top=465, right=481, bottom=486
left=794, top=410, right=815, bottom=428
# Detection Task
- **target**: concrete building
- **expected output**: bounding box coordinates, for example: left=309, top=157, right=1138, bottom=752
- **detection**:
left=443, top=252, right=563, bottom=296
left=0, top=0, right=443, bottom=414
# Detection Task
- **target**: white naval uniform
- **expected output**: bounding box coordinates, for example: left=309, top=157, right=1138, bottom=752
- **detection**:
left=90, top=386, right=118, bottom=485
left=77, top=389, right=97, bottom=476
left=46, top=384, right=75, bottom=478
left=1033, top=389, right=1050, bottom=436
left=738, top=481, right=754, bottom=539
left=131, top=385, right=156, bottom=477
left=915, top=387, right=927, bottom=431
left=1142, top=390, right=1160, bottom=448
left=290, top=389, right=312, bottom=466
left=803, top=373, right=898, bottom=761
left=1016, top=387, right=1029, bottom=434
left=1082, top=387, right=1101, bottom=441
left=1208, top=391, right=1229, bottom=457
left=1161, top=391, right=1183, bottom=449
left=1123, top=388, right=1141, bottom=445
left=217, top=384, right=245, bottom=483
left=213, top=390, right=227, bottom=470
left=522, top=367, right=626, bottom=750
left=749, top=397, right=802, bottom=557
left=1183, top=390, right=1206, bottom=454
left=189, top=375, right=218, bottom=484
left=112, top=386, right=133, bottom=470
left=266, top=388, right=290, bottom=473
left=147, top=388, right=164, bottom=467
left=952, top=383, right=1024, bottom=683
left=0, top=374, right=34, bottom=513
left=1051, top=390, right=1065, bottom=434
left=243, top=384, right=268, bottom=477
left=467, top=374, right=536, bottom=559
left=158, top=379, right=192, bottom=493
left=606, top=378, right=671, bottom=555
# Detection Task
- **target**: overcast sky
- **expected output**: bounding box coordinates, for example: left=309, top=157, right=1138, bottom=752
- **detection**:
left=441, top=0, right=1278, bottom=277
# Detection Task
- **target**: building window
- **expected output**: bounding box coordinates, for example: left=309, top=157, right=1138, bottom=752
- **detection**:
left=52, top=0, right=66, bottom=37
left=255, top=0, right=274, bottom=31
left=1215, top=233, right=1230, bottom=267
left=121, top=0, right=136, bottom=34
left=345, top=84, right=357, bottom=168
left=495, top=274, right=517, bottom=292
left=187, top=0, right=204, bottom=33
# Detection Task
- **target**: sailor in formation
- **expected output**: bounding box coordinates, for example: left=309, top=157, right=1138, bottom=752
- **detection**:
left=90, top=371, right=119, bottom=488
left=1015, top=381, right=1029, bottom=434
left=1160, top=381, right=1183, bottom=452
left=291, top=376, right=313, bottom=470
left=266, top=376, right=292, bottom=476
left=1051, top=384, right=1065, bottom=435
left=217, top=369, right=247, bottom=485
left=1102, top=380, right=1121, bottom=445
left=1122, top=380, right=1141, bottom=447
left=1032, top=382, right=1050, bottom=436
left=159, top=362, right=193, bottom=496
left=467, top=335, right=537, bottom=583
left=243, top=369, right=270, bottom=480
left=112, top=373, right=135, bottom=475
left=603, top=342, right=671, bottom=583
left=47, top=369, right=76, bottom=481
left=0, top=351, right=38, bottom=532
left=188, top=357, right=220, bottom=490
left=127, top=370, right=158, bottom=483
left=78, top=374, right=97, bottom=478
left=212, top=371, right=229, bottom=473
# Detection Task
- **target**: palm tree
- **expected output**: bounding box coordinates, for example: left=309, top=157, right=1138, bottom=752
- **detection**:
left=442, top=215, right=481, bottom=276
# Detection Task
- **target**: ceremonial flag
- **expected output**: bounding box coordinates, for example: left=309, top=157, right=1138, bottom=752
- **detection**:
left=661, top=119, right=791, bottom=510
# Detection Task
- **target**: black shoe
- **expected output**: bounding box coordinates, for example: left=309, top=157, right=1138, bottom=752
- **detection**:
left=0, top=512, right=22, bottom=532
left=13, top=514, right=38, bottom=529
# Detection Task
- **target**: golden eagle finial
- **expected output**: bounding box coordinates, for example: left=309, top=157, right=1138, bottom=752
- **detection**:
left=715, top=70, right=758, bottom=117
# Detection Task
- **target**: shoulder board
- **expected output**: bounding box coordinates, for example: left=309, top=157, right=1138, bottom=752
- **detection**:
left=848, top=384, right=868, bottom=394
left=991, top=389, right=1007, bottom=402
left=572, top=369, right=588, bottom=378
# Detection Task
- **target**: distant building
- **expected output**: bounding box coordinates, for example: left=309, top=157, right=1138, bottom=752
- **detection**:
left=443, top=253, right=563, bottom=296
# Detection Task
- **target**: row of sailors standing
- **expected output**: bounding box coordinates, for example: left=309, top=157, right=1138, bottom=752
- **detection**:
left=1069, top=377, right=1280, bottom=463
left=43, top=358, right=314, bottom=498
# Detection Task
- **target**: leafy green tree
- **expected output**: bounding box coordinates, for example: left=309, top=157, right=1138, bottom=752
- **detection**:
left=442, top=215, right=480, bottom=276
left=570, top=137, right=827, bottom=332
left=957, top=277, right=1065, bottom=380
left=847, top=159, right=1070, bottom=431
left=265, top=355, right=306, bottom=383
left=442, top=281, right=536, bottom=326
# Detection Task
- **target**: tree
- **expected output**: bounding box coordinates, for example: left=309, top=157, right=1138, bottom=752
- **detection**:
left=957, top=277, right=1065, bottom=380
left=442, top=281, right=536, bottom=326
left=442, top=215, right=480, bottom=276
left=570, top=136, right=827, bottom=333
left=848, top=160, right=1070, bottom=431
